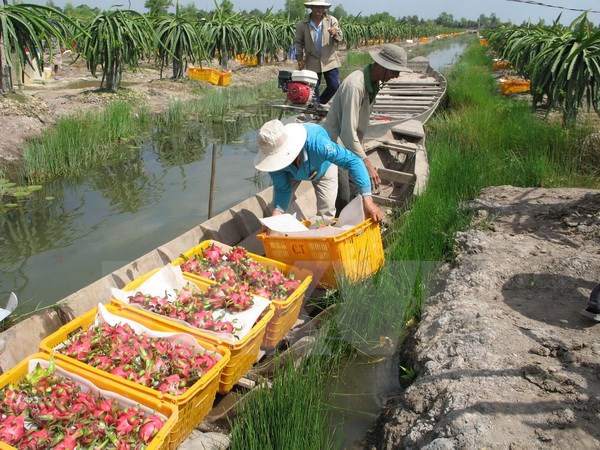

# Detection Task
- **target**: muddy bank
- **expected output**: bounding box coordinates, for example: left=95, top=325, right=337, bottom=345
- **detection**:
left=365, top=185, right=600, bottom=449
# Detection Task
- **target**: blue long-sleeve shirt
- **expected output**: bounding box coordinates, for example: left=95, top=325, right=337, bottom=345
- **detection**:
left=269, top=123, right=372, bottom=212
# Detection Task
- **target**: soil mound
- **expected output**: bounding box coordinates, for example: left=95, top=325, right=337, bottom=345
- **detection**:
left=365, top=186, right=600, bottom=449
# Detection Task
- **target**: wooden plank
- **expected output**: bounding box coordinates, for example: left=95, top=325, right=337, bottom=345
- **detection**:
left=364, top=140, right=418, bottom=155
left=375, top=101, right=434, bottom=107
left=372, top=194, right=402, bottom=207
left=377, top=94, right=437, bottom=100
left=373, top=106, right=427, bottom=112
left=384, top=81, right=441, bottom=87
left=378, top=168, right=415, bottom=184
left=381, top=141, right=419, bottom=155
left=391, top=120, right=425, bottom=138
left=376, top=96, right=435, bottom=101
left=364, top=140, right=383, bottom=152
left=379, top=87, right=441, bottom=92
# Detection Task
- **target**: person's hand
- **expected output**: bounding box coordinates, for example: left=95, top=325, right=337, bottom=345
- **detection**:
left=363, top=158, right=380, bottom=191
left=328, top=26, right=338, bottom=35
left=363, top=196, right=384, bottom=223
left=298, top=60, right=305, bottom=70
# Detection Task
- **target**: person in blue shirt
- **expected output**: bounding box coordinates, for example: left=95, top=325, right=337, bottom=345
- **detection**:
left=254, top=119, right=383, bottom=222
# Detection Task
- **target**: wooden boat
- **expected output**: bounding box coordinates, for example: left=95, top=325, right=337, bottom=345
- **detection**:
left=0, top=57, right=446, bottom=380
left=272, top=56, right=446, bottom=208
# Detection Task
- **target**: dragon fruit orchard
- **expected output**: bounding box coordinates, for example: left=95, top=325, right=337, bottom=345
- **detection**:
left=59, top=321, right=219, bottom=396
left=0, top=358, right=166, bottom=449
left=180, top=244, right=301, bottom=301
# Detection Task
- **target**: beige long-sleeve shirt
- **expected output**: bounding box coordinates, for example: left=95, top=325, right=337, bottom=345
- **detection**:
left=324, top=66, right=379, bottom=159
left=295, top=14, right=343, bottom=73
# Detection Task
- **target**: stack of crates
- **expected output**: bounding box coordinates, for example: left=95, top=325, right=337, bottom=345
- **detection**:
left=188, top=67, right=220, bottom=85
left=188, top=66, right=231, bottom=86
left=499, top=77, right=531, bottom=95
left=235, top=53, right=258, bottom=67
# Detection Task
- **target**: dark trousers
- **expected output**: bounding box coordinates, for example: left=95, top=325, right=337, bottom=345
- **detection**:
left=315, top=68, right=340, bottom=104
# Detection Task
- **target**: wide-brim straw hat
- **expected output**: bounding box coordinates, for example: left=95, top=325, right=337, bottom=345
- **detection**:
left=370, top=44, right=412, bottom=72
left=304, top=1, right=332, bottom=7
left=254, top=120, right=307, bottom=172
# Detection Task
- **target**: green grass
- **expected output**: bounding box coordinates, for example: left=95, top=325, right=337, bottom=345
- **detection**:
left=19, top=77, right=284, bottom=180
left=332, top=264, right=426, bottom=351
left=388, top=41, right=599, bottom=269
left=23, top=101, right=148, bottom=180
left=230, top=349, right=341, bottom=450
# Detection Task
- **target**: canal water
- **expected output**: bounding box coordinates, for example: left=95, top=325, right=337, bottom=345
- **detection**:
left=0, top=39, right=468, bottom=318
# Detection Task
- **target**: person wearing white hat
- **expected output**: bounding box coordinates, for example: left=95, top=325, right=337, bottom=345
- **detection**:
left=295, top=1, right=343, bottom=105
left=254, top=119, right=383, bottom=222
left=323, top=44, right=412, bottom=212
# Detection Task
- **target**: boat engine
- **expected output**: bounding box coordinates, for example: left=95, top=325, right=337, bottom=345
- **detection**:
left=278, top=69, right=319, bottom=105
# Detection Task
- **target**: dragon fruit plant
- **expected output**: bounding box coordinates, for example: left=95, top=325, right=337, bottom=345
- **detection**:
left=180, top=244, right=302, bottom=302
left=128, top=282, right=254, bottom=335
left=0, top=358, right=166, bottom=449
left=59, top=322, right=219, bottom=395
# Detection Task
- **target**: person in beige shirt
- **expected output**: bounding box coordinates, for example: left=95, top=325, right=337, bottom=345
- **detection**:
left=295, top=1, right=343, bottom=105
left=324, top=44, right=412, bottom=211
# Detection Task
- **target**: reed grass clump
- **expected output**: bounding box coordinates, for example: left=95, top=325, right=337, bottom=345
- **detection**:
left=23, top=101, right=147, bottom=179
left=187, top=81, right=281, bottom=120
left=333, top=264, right=429, bottom=351
left=230, top=352, right=340, bottom=450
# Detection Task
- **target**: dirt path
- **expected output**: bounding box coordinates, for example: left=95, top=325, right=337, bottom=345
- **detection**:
left=365, top=186, right=600, bottom=449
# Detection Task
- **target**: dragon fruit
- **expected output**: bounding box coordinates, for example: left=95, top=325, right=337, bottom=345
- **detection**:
left=0, top=359, right=167, bottom=448
left=59, top=321, right=220, bottom=396
left=180, top=243, right=303, bottom=302
left=0, top=414, right=26, bottom=444
left=127, top=281, right=253, bottom=336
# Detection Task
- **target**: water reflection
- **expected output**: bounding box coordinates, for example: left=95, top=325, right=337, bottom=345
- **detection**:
left=426, top=40, right=469, bottom=70
left=87, top=155, right=167, bottom=214
left=0, top=186, right=93, bottom=307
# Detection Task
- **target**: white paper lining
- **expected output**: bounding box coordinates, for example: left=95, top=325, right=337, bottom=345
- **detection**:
left=111, top=265, right=270, bottom=343
left=262, top=195, right=366, bottom=238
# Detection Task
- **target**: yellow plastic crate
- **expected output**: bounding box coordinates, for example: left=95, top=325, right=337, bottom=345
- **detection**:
left=236, top=53, right=258, bottom=67
left=218, top=70, right=231, bottom=86
left=492, top=60, right=510, bottom=70
left=500, top=78, right=530, bottom=95
left=110, top=272, right=275, bottom=393
left=188, top=66, right=220, bottom=85
left=0, top=353, right=178, bottom=450
left=172, top=240, right=313, bottom=349
left=257, top=219, right=384, bottom=288
left=38, top=305, right=229, bottom=448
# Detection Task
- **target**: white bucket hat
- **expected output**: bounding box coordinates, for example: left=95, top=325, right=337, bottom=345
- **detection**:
left=254, top=120, right=307, bottom=172
left=370, top=44, right=412, bottom=72
left=304, top=1, right=332, bottom=7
